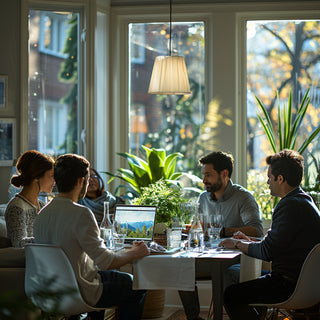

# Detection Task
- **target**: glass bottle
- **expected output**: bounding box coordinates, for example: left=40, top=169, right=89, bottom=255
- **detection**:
left=188, top=207, right=204, bottom=252
left=100, top=201, right=114, bottom=249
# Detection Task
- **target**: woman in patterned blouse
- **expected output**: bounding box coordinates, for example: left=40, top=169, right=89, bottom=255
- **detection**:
left=5, top=150, right=55, bottom=247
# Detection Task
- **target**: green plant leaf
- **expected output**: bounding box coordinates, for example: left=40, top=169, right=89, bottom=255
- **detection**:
left=256, top=88, right=319, bottom=157
left=118, top=168, right=139, bottom=187
left=164, top=152, right=183, bottom=178
left=127, top=163, right=151, bottom=188
left=117, top=152, right=150, bottom=173
left=148, top=150, right=165, bottom=182
left=298, top=125, right=320, bottom=154
left=256, top=95, right=277, bottom=153
left=143, top=145, right=166, bottom=162
left=257, top=114, right=277, bottom=153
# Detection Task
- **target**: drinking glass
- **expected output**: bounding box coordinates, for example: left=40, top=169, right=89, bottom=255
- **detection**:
left=113, top=220, right=127, bottom=250
left=199, top=213, right=207, bottom=236
left=208, top=214, right=223, bottom=240
left=167, top=227, right=182, bottom=249
left=180, top=201, right=199, bottom=225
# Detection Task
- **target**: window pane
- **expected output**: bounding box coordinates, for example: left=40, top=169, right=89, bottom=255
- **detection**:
left=128, top=22, right=206, bottom=175
left=28, top=10, right=79, bottom=156
left=246, top=20, right=320, bottom=218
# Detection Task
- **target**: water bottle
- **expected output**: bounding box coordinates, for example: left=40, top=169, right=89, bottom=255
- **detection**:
left=100, top=201, right=114, bottom=249
left=188, top=211, right=204, bottom=252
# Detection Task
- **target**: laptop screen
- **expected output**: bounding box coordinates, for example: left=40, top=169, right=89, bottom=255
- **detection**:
left=114, top=205, right=157, bottom=242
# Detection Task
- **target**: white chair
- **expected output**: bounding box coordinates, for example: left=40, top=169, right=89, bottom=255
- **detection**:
left=251, top=243, right=320, bottom=319
left=24, top=243, right=107, bottom=316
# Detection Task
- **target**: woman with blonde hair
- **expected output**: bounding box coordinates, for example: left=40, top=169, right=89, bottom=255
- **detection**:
left=5, top=150, right=55, bottom=247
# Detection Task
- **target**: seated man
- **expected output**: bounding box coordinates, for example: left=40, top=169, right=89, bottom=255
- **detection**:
left=179, top=151, right=263, bottom=320
left=199, top=151, right=263, bottom=238
left=220, top=149, right=320, bottom=320
left=34, top=154, right=150, bottom=320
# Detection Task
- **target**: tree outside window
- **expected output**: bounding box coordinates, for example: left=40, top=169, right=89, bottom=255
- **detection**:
left=246, top=20, right=320, bottom=218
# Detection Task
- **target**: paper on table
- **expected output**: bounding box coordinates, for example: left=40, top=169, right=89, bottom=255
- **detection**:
left=132, top=255, right=195, bottom=291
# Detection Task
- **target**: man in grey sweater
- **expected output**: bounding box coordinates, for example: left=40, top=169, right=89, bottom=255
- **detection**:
left=220, top=149, right=320, bottom=320
left=34, top=154, right=150, bottom=320
left=179, top=151, right=263, bottom=320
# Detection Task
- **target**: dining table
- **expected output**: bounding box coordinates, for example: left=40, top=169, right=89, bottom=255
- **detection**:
left=132, top=244, right=262, bottom=320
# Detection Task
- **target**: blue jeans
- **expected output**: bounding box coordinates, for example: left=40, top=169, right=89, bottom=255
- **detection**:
left=224, top=272, right=296, bottom=320
left=88, top=270, right=147, bottom=320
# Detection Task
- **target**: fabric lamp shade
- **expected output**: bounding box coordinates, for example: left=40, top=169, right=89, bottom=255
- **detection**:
left=148, top=56, right=191, bottom=95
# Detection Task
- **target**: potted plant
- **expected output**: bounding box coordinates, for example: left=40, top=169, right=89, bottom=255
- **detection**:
left=104, top=145, right=202, bottom=198
left=132, top=179, right=189, bottom=225
left=255, top=88, right=320, bottom=213
left=256, top=88, right=320, bottom=154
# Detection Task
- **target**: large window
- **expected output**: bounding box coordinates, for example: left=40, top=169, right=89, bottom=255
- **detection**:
left=28, top=10, right=80, bottom=156
left=246, top=19, right=320, bottom=217
left=128, top=21, right=206, bottom=175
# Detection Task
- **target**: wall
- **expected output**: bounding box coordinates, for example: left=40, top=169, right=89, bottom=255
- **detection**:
left=0, top=0, right=20, bottom=204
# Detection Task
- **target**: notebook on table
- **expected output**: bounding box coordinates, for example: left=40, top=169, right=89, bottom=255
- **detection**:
left=114, top=204, right=157, bottom=244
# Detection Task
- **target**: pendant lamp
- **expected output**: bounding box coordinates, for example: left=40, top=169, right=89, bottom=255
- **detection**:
left=148, top=0, right=191, bottom=95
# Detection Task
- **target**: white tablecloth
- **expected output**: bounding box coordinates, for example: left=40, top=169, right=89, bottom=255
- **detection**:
left=132, top=253, right=195, bottom=291
left=132, top=249, right=262, bottom=291
left=240, top=253, right=262, bottom=282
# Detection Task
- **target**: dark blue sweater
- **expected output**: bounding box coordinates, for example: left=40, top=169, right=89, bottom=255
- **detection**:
left=248, top=187, right=320, bottom=280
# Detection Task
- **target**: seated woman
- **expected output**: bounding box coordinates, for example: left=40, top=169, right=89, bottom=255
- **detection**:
left=5, top=150, right=55, bottom=247
left=79, top=168, right=125, bottom=225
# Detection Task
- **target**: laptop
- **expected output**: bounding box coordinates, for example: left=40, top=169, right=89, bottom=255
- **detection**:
left=114, top=204, right=157, bottom=244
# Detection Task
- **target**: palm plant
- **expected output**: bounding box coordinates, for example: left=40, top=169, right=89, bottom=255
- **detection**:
left=255, top=88, right=320, bottom=154
left=104, top=145, right=202, bottom=197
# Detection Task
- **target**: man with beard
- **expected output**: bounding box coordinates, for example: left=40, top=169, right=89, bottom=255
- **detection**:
left=178, top=151, right=263, bottom=320
left=34, top=154, right=150, bottom=320
left=199, top=151, right=263, bottom=238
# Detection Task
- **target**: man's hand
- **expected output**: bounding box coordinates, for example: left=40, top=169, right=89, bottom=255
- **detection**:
left=219, top=238, right=238, bottom=249
left=129, top=241, right=150, bottom=259
left=108, top=242, right=150, bottom=269
left=233, top=231, right=250, bottom=241
left=219, top=238, right=250, bottom=254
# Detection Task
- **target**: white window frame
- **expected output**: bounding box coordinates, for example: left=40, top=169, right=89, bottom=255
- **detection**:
left=108, top=4, right=213, bottom=177
left=237, top=7, right=320, bottom=185
left=20, top=0, right=96, bottom=161
left=38, top=11, right=69, bottom=58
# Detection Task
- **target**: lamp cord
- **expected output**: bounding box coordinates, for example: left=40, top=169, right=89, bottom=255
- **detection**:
left=169, top=0, right=172, bottom=56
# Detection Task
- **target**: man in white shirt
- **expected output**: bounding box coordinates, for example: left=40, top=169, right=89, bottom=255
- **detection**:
left=34, top=154, right=149, bottom=320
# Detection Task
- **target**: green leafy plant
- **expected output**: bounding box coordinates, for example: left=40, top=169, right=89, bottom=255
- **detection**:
left=255, top=88, right=320, bottom=154
left=132, top=179, right=188, bottom=225
left=104, top=145, right=202, bottom=197
left=247, top=169, right=274, bottom=220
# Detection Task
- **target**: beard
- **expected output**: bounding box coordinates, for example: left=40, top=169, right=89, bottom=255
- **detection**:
left=209, top=176, right=223, bottom=201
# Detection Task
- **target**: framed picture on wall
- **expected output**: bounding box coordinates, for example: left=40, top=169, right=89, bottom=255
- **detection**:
left=0, top=76, right=8, bottom=109
left=0, top=118, right=16, bottom=166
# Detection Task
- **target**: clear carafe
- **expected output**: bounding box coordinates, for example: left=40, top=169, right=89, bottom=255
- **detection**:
left=188, top=209, right=204, bottom=252
left=100, top=201, right=114, bottom=249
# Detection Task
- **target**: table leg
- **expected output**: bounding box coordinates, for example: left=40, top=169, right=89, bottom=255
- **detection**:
left=210, top=263, right=224, bottom=320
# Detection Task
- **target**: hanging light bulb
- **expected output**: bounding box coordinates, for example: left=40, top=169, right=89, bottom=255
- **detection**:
left=148, top=0, right=191, bottom=95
